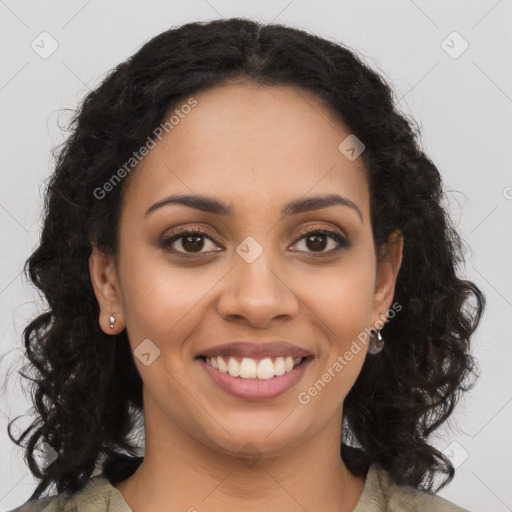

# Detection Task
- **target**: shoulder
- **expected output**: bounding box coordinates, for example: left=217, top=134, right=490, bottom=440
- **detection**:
left=6, top=495, right=58, bottom=512
left=6, top=474, right=131, bottom=512
left=354, top=463, right=471, bottom=512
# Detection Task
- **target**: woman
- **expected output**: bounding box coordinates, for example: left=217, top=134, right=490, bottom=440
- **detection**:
left=7, top=17, right=484, bottom=512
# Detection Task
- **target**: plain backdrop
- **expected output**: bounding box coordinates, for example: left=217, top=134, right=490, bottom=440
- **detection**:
left=1, top=1, right=511, bottom=511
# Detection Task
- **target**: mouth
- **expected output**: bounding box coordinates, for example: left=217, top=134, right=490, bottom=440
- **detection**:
left=196, top=354, right=314, bottom=400
left=198, top=354, right=313, bottom=380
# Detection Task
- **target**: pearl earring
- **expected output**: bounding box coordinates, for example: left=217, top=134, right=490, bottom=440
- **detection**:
left=368, top=312, right=385, bottom=355
left=368, top=329, right=384, bottom=354
left=109, top=315, right=115, bottom=330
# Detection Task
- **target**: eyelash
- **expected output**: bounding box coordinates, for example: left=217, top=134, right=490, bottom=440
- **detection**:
left=158, top=226, right=351, bottom=258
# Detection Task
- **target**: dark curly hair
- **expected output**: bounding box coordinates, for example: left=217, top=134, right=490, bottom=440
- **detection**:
left=7, top=17, right=485, bottom=500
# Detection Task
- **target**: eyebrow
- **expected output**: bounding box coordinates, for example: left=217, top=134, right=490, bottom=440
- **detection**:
left=144, top=193, right=363, bottom=222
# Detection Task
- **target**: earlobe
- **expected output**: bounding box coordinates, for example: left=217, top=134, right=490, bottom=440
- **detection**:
left=88, top=245, right=125, bottom=334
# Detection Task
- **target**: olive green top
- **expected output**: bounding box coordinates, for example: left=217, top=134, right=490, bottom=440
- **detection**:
left=8, top=463, right=470, bottom=511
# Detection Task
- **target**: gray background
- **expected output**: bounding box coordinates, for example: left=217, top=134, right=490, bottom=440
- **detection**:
left=1, top=1, right=511, bottom=510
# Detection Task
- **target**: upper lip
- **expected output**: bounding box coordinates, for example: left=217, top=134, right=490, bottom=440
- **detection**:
left=198, top=341, right=312, bottom=359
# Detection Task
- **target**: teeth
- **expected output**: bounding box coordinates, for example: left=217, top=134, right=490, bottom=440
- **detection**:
left=217, top=357, right=228, bottom=373
left=228, top=357, right=240, bottom=377
left=274, top=357, right=286, bottom=376
left=257, top=358, right=274, bottom=380
left=240, top=358, right=257, bottom=378
left=206, top=355, right=304, bottom=379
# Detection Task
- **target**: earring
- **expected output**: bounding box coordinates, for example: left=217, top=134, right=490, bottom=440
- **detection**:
left=109, top=315, right=116, bottom=330
left=368, top=329, right=384, bottom=354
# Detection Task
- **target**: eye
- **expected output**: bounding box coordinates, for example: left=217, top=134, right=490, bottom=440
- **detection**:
left=158, top=227, right=222, bottom=256
left=290, top=227, right=351, bottom=255
left=158, top=225, right=351, bottom=258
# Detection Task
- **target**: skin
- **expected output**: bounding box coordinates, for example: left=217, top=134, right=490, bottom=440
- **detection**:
left=89, top=81, right=403, bottom=512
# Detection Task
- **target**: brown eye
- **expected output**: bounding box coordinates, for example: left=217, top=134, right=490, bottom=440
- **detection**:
left=180, top=234, right=206, bottom=252
left=290, top=228, right=351, bottom=255
left=304, top=233, right=328, bottom=252
left=159, top=228, right=221, bottom=256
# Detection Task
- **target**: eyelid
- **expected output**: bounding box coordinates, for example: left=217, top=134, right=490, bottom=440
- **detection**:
left=294, top=223, right=348, bottom=241
left=164, top=225, right=217, bottom=240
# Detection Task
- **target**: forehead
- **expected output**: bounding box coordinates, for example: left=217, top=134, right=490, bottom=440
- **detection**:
left=122, top=82, right=369, bottom=219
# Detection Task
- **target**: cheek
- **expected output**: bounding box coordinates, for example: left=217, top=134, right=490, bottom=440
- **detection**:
left=117, top=244, right=223, bottom=350
left=308, top=256, right=376, bottom=337
left=303, top=254, right=375, bottom=395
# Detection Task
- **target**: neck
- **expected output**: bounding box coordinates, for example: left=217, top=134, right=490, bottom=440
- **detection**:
left=114, top=408, right=366, bottom=512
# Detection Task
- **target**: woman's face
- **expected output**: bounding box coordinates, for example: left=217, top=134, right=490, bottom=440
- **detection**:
left=90, top=82, right=402, bottom=460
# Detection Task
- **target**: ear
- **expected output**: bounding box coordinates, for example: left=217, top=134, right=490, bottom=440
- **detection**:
left=371, top=230, right=403, bottom=328
left=89, top=244, right=125, bottom=334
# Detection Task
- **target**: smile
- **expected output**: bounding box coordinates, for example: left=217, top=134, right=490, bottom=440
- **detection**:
left=198, top=355, right=313, bottom=399
left=205, top=355, right=303, bottom=379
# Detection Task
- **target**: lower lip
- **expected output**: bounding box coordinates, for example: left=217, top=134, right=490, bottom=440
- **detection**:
left=198, top=357, right=313, bottom=400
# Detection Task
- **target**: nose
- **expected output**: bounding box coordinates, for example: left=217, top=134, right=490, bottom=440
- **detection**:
left=217, top=249, right=300, bottom=329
